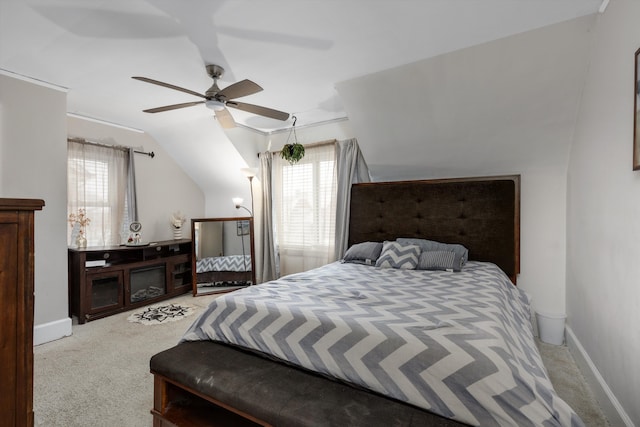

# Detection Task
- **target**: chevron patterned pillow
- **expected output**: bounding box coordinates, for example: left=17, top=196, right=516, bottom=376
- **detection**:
left=375, top=241, right=421, bottom=269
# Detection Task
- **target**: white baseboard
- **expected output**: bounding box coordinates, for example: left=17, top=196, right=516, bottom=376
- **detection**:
left=34, top=317, right=73, bottom=346
left=565, top=325, right=634, bottom=427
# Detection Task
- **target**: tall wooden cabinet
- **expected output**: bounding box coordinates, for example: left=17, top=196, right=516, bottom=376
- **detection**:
left=0, top=198, right=44, bottom=427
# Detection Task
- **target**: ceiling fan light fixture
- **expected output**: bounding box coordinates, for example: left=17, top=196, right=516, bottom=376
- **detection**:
left=205, top=99, right=225, bottom=111
left=132, top=64, right=289, bottom=126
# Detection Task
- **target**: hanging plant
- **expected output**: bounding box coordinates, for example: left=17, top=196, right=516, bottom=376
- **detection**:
left=281, top=142, right=305, bottom=164
left=281, top=115, right=305, bottom=164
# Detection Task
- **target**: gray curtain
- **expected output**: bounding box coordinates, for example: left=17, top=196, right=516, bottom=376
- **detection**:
left=258, top=152, right=278, bottom=282
left=334, top=138, right=371, bottom=259
left=127, top=148, right=138, bottom=222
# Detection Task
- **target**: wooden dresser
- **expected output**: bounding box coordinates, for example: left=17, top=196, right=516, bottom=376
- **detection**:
left=68, top=239, right=192, bottom=323
left=0, top=198, right=44, bottom=427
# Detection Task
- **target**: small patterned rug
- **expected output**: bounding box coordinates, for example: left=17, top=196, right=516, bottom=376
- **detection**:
left=127, top=303, right=196, bottom=325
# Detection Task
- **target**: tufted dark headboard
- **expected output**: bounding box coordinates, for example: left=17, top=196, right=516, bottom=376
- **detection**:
left=348, top=175, right=520, bottom=283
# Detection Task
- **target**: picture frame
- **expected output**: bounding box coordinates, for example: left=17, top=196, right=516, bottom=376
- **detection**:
left=634, top=47, right=640, bottom=170
left=237, top=220, right=250, bottom=236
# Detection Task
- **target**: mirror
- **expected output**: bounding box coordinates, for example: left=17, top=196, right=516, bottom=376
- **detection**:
left=191, top=217, right=256, bottom=296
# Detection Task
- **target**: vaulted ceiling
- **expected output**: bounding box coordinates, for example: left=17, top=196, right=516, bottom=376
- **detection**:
left=0, top=0, right=602, bottom=196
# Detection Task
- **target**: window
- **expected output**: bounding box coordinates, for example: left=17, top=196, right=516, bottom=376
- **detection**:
left=67, top=140, right=129, bottom=247
left=272, top=143, right=337, bottom=275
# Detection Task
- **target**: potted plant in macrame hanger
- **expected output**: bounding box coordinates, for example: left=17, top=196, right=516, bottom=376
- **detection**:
left=281, top=116, right=305, bottom=164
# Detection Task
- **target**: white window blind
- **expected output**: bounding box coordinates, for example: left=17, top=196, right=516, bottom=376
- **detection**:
left=273, top=143, right=337, bottom=275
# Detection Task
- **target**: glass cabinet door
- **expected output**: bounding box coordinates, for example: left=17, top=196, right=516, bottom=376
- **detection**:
left=171, top=257, right=192, bottom=291
left=86, top=271, right=123, bottom=313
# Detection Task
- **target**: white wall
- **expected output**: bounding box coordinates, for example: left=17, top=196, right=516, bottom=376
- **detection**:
left=567, top=1, right=640, bottom=425
left=517, top=170, right=568, bottom=314
left=0, top=73, right=70, bottom=340
left=334, top=16, right=595, bottom=316
left=68, top=117, right=205, bottom=241
left=0, top=73, right=206, bottom=345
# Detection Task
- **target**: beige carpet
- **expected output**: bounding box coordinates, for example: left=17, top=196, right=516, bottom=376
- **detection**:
left=34, top=293, right=609, bottom=426
left=537, top=340, right=610, bottom=426
left=34, top=293, right=220, bottom=427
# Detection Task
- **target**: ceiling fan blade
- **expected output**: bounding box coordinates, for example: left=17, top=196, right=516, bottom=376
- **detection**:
left=217, top=79, right=262, bottom=100
left=215, top=108, right=236, bottom=129
left=132, top=76, right=206, bottom=99
left=226, top=101, right=289, bottom=121
left=143, top=101, right=204, bottom=113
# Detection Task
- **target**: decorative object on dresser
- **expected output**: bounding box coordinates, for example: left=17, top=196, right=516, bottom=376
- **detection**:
left=170, top=211, right=186, bottom=239
left=68, top=208, right=90, bottom=248
left=0, top=198, right=44, bottom=427
left=127, top=221, right=143, bottom=245
left=68, top=239, right=192, bottom=324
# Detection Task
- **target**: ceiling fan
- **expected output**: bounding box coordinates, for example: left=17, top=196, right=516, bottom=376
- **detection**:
left=132, top=64, right=289, bottom=128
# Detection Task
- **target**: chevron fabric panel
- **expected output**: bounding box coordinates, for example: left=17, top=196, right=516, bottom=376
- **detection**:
left=375, top=241, right=420, bottom=269
left=182, top=262, right=583, bottom=427
left=196, top=255, right=252, bottom=273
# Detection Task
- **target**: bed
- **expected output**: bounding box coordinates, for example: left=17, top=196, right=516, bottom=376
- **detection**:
left=149, top=175, right=584, bottom=427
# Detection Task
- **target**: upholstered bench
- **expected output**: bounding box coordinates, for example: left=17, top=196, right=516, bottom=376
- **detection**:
left=150, top=341, right=467, bottom=427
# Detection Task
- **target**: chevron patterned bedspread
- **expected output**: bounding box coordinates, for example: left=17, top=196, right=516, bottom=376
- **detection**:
left=182, top=261, right=584, bottom=427
left=196, top=255, right=252, bottom=273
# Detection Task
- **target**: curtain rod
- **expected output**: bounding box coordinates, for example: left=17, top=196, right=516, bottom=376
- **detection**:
left=258, top=138, right=337, bottom=158
left=67, top=137, right=155, bottom=158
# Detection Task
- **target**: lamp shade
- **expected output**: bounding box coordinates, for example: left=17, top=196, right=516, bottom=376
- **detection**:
left=241, top=167, right=257, bottom=179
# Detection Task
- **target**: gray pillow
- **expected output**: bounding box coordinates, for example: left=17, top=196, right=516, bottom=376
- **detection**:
left=417, top=250, right=463, bottom=272
left=396, top=238, right=468, bottom=266
left=375, top=241, right=421, bottom=270
left=342, top=242, right=383, bottom=266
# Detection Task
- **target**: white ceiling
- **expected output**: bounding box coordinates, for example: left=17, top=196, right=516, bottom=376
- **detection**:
left=1, top=0, right=601, bottom=133
left=0, top=0, right=603, bottom=199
